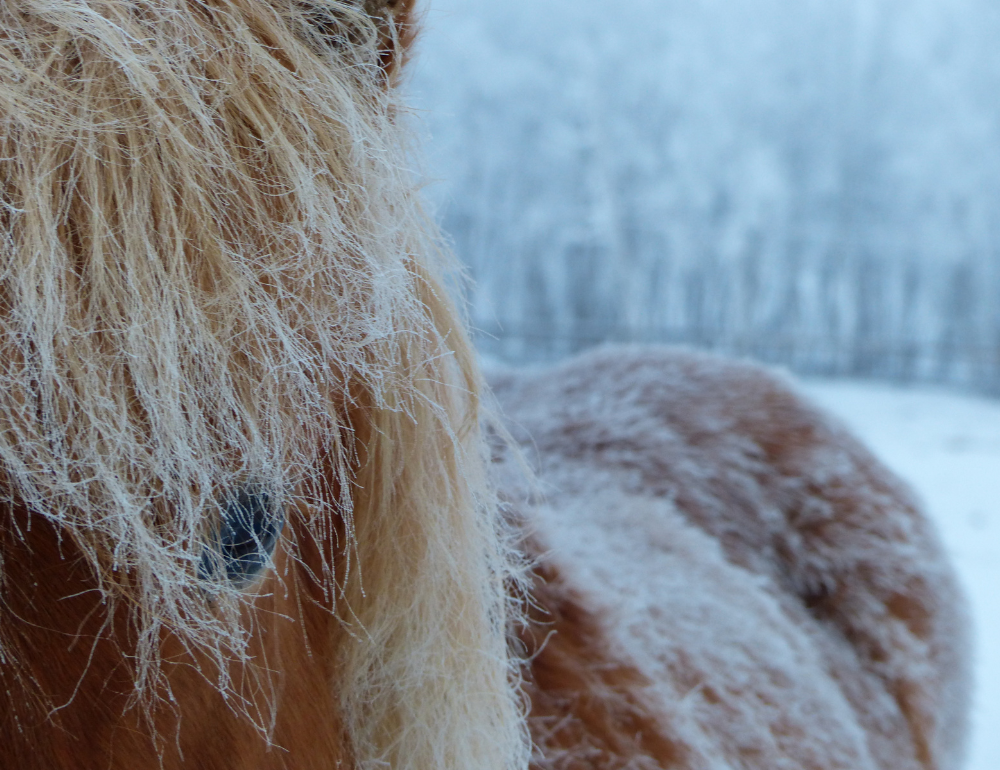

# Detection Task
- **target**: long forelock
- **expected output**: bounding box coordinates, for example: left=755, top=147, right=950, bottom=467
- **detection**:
left=0, top=3, right=529, bottom=767
left=0, top=0, right=436, bottom=690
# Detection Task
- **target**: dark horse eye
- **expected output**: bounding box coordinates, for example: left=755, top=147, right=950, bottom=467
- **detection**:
left=198, top=489, right=284, bottom=587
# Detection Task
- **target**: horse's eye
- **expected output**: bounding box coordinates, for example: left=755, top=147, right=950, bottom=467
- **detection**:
left=198, top=489, right=284, bottom=588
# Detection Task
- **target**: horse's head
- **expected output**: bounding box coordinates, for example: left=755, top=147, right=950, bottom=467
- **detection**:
left=0, top=1, right=525, bottom=767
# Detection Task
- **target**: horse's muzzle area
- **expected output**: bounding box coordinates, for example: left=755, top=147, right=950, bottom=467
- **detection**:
left=198, top=489, right=284, bottom=588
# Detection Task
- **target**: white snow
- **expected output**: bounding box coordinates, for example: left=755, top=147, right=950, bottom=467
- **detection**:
left=801, top=379, right=1000, bottom=770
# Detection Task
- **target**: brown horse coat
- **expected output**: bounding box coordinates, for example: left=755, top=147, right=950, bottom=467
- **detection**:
left=492, top=346, right=970, bottom=770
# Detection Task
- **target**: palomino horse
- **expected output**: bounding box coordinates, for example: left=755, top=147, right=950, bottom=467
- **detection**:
left=0, top=0, right=969, bottom=768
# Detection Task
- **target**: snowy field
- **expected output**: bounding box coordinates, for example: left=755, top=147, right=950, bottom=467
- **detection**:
left=801, top=379, right=1000, bottom=770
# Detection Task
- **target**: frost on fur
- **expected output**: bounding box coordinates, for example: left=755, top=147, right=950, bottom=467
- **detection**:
left=492, top=346, right=970, bottom=770
left=0, top=1, right=527, bottom=768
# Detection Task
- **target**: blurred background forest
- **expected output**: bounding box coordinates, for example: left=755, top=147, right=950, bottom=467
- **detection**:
left=411, top=0, right=1000, bottom=395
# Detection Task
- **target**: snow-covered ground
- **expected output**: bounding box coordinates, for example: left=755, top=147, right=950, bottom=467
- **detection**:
left=801, top=379, right=1000, bottom=770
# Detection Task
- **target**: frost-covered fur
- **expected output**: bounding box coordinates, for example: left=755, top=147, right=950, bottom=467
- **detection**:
left=492, top=346, right=970, bottom=770
left=0, top=1, right=525, bottom=768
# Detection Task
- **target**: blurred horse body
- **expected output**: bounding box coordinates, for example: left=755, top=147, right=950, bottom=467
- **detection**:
left=0, top=1, right=969, bottom=769
left=493, top=348, right=970, bottom=770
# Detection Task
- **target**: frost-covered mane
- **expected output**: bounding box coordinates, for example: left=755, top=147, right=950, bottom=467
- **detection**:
left=0, top=1, right=524, bottom=767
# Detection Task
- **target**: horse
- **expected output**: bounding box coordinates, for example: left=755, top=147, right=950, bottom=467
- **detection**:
left=0, top=0, right=970, bottom=768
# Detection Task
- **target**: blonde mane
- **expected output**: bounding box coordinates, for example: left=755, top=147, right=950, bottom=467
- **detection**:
left=0, top=0, right=527, bottom=767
